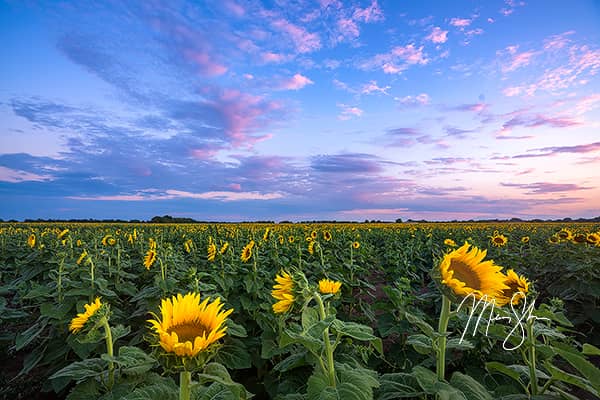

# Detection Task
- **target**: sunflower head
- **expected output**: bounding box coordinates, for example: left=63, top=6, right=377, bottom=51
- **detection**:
left=586, top=233, right=599, bottom=245
left=556, top=228, right=573, bottom=241
left=490, top=231, right=508, bottom=247
left=148, top=293, right=233, bottom=369
left=207, top=243, right=217, bottom=262
left=319, top=279, right=342, bottom=295
left=144, top=249, right=157, bottom=269
left=432, top=242, right=509, bottom=304
left=352, top=241, right=360, bottom=249
left=571, top=233, right=586, bottom=244
left=27, top=234, right=36, bottom=248
left=272, top=270, right=296, bottom=314
left=497, top=269, right=530, bottom=306
left=323, top=231, right=332, bottom=241
left=70, top=297, right=108, bottom=334
left=444, top=238, right=456, bottom=247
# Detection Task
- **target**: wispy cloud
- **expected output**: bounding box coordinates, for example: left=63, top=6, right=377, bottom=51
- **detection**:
left=396, top=93, right=430, bottom=106
left=361, top=44, right=428, bottom=74
left=501, top=182, right=593, bottom=194
left=513, top=142, right=600, bottom=158
left=361, top=80, right=390, bottom=95
left=277, top=74, right=314, bottom=90
left=337, top=103, right=363, bottom=120
left=426, top=26, right=448, bottom=44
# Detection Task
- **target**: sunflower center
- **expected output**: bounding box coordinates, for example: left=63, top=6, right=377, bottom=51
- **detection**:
left=168, top=321, right=210, bottom=343
left=449, top=259, right=481, bottom=290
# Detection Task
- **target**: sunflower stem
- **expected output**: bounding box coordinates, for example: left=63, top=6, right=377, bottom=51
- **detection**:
left=437, top=295, right=452, bottom=381
left=101, top=317, right=114, bottom=389
left=179, top=370, right=192, bottom=400
left=527, top=317, right=538, bottom=395
left=314, top=292, right=336, bottom=388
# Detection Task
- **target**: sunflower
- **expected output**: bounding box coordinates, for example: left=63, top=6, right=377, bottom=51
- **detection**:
left=144, top=249, right=157, bottom=269
left=278, top=235, right=285, bottom=245
left=207, top=243, right=217, bottom=262
left=57, top=229, right=69, bottom=239
left=272, top=271, right=295, bottom=314
left=308, top=240, right=315, bottom=255
left=436, top=242, right=509, bottom=303
left=548, top=235, right=560, bottom=244
left=310, top=230, right=318, bottom=239
left=219, top=242, right=229, bottom=255
left=323, top=231, right=332, bottom=241
left=556, top=228, right=573, bottom=241
left=27, top=234, right=36, bottom=248
left=490, top=231, right=508, bottom=247
left=184, top=239, right=193, bottom=253
left=586, top=233, right=599, bottom=245
left=148, top=293, right=233, bottom=358
left=571, top=233, right=586, bottom=244
left=77, top=250, right=88, bottom=265
left=444, top=238, right=456, bottom=247
left=498, top=269, right=530, bottom=306
left=70, top=297, right=103, bottom=333
left=263, top=228, right=270, bottom=241
left=240, top=240, right=254, bottom=262
left=521, top=236, right=530, bottom=244
left=288, top=236, right=295, bottom=243
left=319, top=279, right=342, bottom=295
left=352, top=241, right=360, bottom=249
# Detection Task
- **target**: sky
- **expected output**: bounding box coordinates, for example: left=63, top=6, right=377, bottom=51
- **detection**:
left=1, top=0, right=600, bottom=222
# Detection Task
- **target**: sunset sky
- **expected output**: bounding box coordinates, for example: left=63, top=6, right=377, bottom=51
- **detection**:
left=1, top=0, right=599, bottom=221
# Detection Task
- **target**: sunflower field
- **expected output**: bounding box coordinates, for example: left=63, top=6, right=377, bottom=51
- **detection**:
left=1, top=222, right=600, bottom=400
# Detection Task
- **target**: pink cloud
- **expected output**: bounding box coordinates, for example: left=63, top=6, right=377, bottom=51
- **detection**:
left=361, top=80, right=390, bottom=95
left=261, top=51, right=286, bottom=63
left=392, top=44, right=428, bottom=64
left=183, top=49, right=228, bottom=76
left=337, top=18, right=360, bottom=40
left=353, top=0, right=384, bottom=22
left=426, top=27, right=448, bottom=44
left=223, top=1, right=245, bottom=17
left=450, top=18, right=472, bottom=28
left=382, top=63, right=404, bottom=74
left=278, top=73, right=314, bottom=90
left=0, top=166, right=52, bottom=183
left=502, top=50, right=536, bottom=72
left=544, top=31, right=575, bottom=51
left=337, top=104, right=363, bottom=120
left=166, top=189, right=284, bottom=201
left=396, top=93, right=430, bottom=106
left=503, top=86, right=523, bottom=97
left=271, top=18, right=321, bottom=53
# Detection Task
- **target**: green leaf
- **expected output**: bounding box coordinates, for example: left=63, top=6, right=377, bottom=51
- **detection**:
left=121, top=381, right=178, bottom=400
left=273, top=351, right=307, bottom=372
left=552, top=344, right=600, bottom=392
left=280, top=328, right=322, bottom=354
left=225, top=319, right=247, bottom=338
left=331, top=320, right=377, bottom=342
left=50, top=358, right=107, bottom=383
left=14, top=320, right=47, bottom=350
left=110, top=324, right=131, bottom=344
left=450, top=372, right=493, bottom=400
left=485, top=362, right=525, bottom=388
left=196, top=362, right=252, bottom=399
left=215, top=338, right=252, bottom=369
left=543, top=360, right=599, bottom=397
left=404, top=311, right=435, bottom=337
left=582, top=343, right=600, bottom=356
left=446, top=338, right=475, bottom=351
left=65, top=380, right=100, bottom=400
left=376, top=372, right=424, bottom=399
left=406, top=334, right=433, bottom=355
left=302, top=307, right=320, bottom=330
left=40, top=302, right=72, bottom=320
left=102, top=346, right=156, bottom=376
left=19, top=344, right=46, bottom=376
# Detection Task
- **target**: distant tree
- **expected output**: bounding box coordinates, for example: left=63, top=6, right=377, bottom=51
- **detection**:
left=395, top=218, right=403, bottom=223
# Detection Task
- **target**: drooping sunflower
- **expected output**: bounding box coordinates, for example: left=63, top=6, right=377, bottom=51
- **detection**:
left=77, top=250, right=88, bottom=265
left=490, top=231, right=508, bottom=247
left=148, top=293, right=233, bottom=357
left=497, top=269, right=530, bottom=306
left=184, top=239, right=193, bottom=253
left=101, top=234, right=113, bottom=246
left=307, top=240, right=315, bottom=255
left=548, top=235, right=560, bottom=244
left=70, top=297, right=103, bottom=333
left=435, top=242, right=509, bottom=303
left=319, top=279, right=342, bottom=295
left=219, top=242, right=229, bottom=255
left=144, top=249, right=157, bottom=270
left=57, top=229, right=69, bottom=240
left=27, top=234, right=36, bottom=248
left=271, top=271, right=295, bottom=314
left=444, top=238, right=456, bottom=247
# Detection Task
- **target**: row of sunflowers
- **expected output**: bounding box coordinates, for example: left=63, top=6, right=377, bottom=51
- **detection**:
left=1, top=222, right=599, bottom=399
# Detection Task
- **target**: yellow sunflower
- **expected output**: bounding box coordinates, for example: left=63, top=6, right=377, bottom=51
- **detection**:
left=219, top=242, right=229, bottom=255
left=571, top=233, right=586, bottom=244
left=240, top=240, right=254, bottom=262
left=490, top=231, right=508, bottom=247
left=323, top=231, right=332, bottom=241
left=310, top=230, right=318, bottom=239
left=70, top=297, right=103, bottom=333
left=27, top=234, right=36, bottom=248
left=436, top=242, right=509, bottom=303
left=272, top=271, right=295, bottom=314
left=586, top=233, right=599, bottom=245
left=548, top=235, right=560, bottom=244
left=352, top=241, right=360, bottom=249
left=77, top=250, right=88, bottom=265
left=444, top=238, right=456, bottom=247
left=556, top=228, right=573, bottom=241
left=144, top=249, right=157, bottom=269
left=319, top=279, right=342, bottom=295
left=207, top=243, right=217, bottom=262
left=521, top=236, right=530, bottom=244
left=308, top=240, right=315, bottom=255
left=497, top=269, right=530, bottom=306
left=288, top=236, right=295, bottom=243
left=148, top=293, right=233, bottom=357
left=58, top=229, right=69, bottom=239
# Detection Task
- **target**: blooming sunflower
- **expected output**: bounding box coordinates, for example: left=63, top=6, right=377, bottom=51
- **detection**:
left=207, top=243, right=217, bottom=262
left=310, top=230, right=318, bottom=239
left=490, top=231, right=508, bottom=247
left=556, top=228, right=573, bottom=241
left=323, top=231, right=332, bottom=241
left=77, top=250, right=88, bottom=265
left=444, top=238, right=456, bottom=247
left=27, top=234, right=36, bottom=248
left=219, top=242, right=229, bottom=255
left=352, top=241, right=360, bottom=249
left=271, top=271, right=295, bottom=314
left=58, top=229, right=69, bottom=239
left=148, top=293, right=233, bottom=358
left=319, top=279, right=341, bottom=295
left=70, top=297, right=103, bottom=333
left=571, top=233, right=586, bottom=244
left=308, top=240, right=315, bottom=255
left=144, top=249, right=157, bottom=270
left=288, top=236, right=295, bottom=244
left=240, top=240, right=254, bottom=262
left=548, top=235, right=560, bottom=244
left=435, top=242, right=509, bottom=303
left=586, top=233, right=599, bottom=245
left=521, top=236, right=530, bottom=244
left=497, top=269, right=530, bottom=306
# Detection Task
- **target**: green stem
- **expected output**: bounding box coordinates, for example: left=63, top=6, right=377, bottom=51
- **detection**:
left=527, top=318, right=538, bottom=395
left=437, top=295, right=451, bottom=381
left=179, top=371, right=192, bottom=400
left=314, top=293, right=336, bottom=388
left=102, top=317, right=114, bottom=389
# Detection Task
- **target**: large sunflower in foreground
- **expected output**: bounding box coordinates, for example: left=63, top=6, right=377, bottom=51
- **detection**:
left=436, top=242, right=509, bottom=303
left=70, top=297, right=103, bottom=333
left=148, top=293, right=233, bottom=357
left=497, top=269, right=530, bottom=306
left=272, top=271, right=295, bottom=314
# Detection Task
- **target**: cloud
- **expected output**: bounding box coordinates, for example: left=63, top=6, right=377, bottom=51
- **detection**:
left=337, top=104, right=363, bottom=120
left=361, top=44, right=428, bottom=74
left=310, top=153, right=382, bottom=173
left=449, top=18, right=472, bottom=28
left=0, top=166, right=53, bottom=183
left=513, top=141, right=600, bottom=158
left=352, top=0, right=384, bottom=23
left=277, top=74, right=314, bottom=90
left=426, top=27, right=448, bottom=44
left=497, top=109, right=582, bottom=138
left=497, top=45, right=536, bottom=73
left=361, top=80, right=390, bottom=95
left=396, top=93, right=430, bottom=106
left=500, top=182, right=593, bottom=194
left=270, top=18, right=321, bottom=54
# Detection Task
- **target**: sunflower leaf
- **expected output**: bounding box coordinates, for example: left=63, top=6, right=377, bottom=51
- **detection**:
left=50, top=358, right=107, bottom=383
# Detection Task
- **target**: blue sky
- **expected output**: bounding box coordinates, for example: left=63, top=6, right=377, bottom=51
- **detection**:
left=1, top=0, right=599, bottom=221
